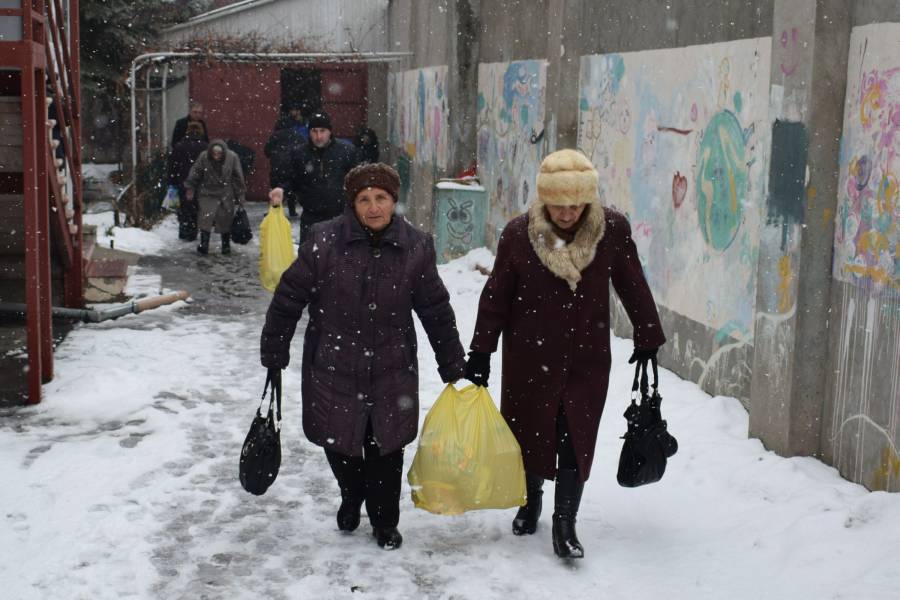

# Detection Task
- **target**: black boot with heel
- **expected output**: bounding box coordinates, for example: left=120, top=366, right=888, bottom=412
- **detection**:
left=552, top=468, right=584, bottom=559
left=221, top=233, right=231, bottom=255
left=512, top=472, right=544, bottom=535
left=372, top=527, right=403, bottom=550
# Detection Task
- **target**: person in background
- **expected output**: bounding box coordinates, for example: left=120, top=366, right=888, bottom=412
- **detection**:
left=171, top=101, right=208, bottom=148
left=168, top=121, right=207, bottom=241
left=465, top=149, right=666, bottom=560
left=184, top=139, right=245, bottom=256
left=354, top=127, right=380, bottom=164
left=265, top=110, right=307, bottom=217
left=261, top=163, right=466, bottom=550
left=268, top=111, right=361, bottom=244
left=287, top=102, right=309, bottom=142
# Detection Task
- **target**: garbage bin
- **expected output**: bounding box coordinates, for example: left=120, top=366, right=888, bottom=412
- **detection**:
left=432, top=180, right=487, bottom=264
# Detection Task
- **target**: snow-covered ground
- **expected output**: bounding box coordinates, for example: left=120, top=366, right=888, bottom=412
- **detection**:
left=82, top=210, right=180, bottom=256
left=1, top=206, right=899, bottom=599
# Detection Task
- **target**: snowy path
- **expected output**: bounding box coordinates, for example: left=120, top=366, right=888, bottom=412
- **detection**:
left=2, top=206, right=899, bottom=600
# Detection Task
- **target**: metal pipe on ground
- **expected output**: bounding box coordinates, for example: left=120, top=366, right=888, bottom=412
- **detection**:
left=0, top=291, right=189, bottom=324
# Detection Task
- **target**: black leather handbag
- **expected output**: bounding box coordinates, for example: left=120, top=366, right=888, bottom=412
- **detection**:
left=231, top=206, right=253, bottom=245
left=239, top=371, right=282, bottom=495
left=617, top=357, right=678, bottom=488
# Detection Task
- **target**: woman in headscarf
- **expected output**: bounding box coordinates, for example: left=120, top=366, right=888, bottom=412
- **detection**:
left=184, top=139, right=246, bottom=255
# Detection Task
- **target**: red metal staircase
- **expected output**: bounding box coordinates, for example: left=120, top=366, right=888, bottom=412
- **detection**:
left=0, top=0, right=84, bottom=404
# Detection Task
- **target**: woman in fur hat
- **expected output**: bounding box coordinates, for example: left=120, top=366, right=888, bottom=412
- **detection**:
left=261, top=163, right=466, bottom=550
left=465, top=149, right=666, bottom=559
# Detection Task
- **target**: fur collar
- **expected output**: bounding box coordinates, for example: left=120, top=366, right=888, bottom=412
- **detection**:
left=527, top=201, right=606, bottom=291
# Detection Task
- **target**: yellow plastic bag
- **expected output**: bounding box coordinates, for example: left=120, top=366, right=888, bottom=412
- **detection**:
left=408, top=384, right=526, bottom=515
left=259, top=206, right=296, bottom=292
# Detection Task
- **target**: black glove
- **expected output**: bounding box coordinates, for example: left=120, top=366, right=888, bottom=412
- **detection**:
left=628, top=346, right=659, bottom=365
left=267, top=367, right=282, bottom=389
left=464, top=351, right=491, bottom=388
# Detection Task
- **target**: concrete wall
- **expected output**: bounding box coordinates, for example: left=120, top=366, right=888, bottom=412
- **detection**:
left=385, top=0, right=900, bottom=491
left=477, top=59, right=547, bottom=245
left=384, top=64, right=448, bottom=229
left=578, top=38, right=772, bottom=405
left=385, top=0, right=475, bottom=231
left=821, top=7, right=900, bottom=492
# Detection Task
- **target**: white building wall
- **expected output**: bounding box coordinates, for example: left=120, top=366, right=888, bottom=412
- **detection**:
left=163, top=0, right=390, bottom=53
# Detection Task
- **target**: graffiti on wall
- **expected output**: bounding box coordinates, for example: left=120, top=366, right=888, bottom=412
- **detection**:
left=577, top=38, right=772, bottom=342
left=827, top=23, right=900, bottom=493
left=388, top=66, right=449, bottom=168
left=476, top=60, right=547, bottom=243
left=833, top=26, right=900, bottom=295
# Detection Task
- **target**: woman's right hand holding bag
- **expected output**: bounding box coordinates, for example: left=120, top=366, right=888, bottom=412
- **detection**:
left=464, top=351, right=491, bottom=388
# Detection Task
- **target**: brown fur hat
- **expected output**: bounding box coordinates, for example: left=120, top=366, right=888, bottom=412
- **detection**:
left=344, top=162, right=401, bottom=203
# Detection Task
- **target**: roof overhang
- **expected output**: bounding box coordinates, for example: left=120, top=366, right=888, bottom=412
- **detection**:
left=164, top=0, right=281, bottom=34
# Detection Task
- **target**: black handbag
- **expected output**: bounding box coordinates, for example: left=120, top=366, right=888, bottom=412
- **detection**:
left=231, top=206, right=253, bottom=245
left=239, top=371, right=282, bottom=495
left=617, top=357, right=678, bottom=487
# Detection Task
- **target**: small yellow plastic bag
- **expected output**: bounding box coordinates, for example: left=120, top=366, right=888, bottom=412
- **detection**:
left=259, top=206, right=296, bottom=292
left=408, top=384, right=526, bottom=515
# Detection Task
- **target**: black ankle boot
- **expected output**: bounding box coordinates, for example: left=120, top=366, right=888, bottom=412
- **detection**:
left=512, top=472, right=544, bottom=535
left=221, top=233, right=231, bottom=255
left=197, top=231, right=210, bottom=255
left=552, top=469, right=584, bottom=559
left=372, top=527, right=403, bottom=550
left=337, top=498, right=362, bottom=532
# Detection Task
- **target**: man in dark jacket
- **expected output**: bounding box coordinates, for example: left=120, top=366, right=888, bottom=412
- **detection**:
left=168, top=121, right=207, bottom=240
left=261, top=163, right=466, bottom=551
left=269, top=111, right=361, bottom=243
left=171, top=101, right=209, bottom=148
left=264, top=113, right=307, bottom=217
left=465, top=149, right=666, bottom=560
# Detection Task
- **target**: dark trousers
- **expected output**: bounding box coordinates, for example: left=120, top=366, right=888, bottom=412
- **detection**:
left=298, top=220, right=314, bottom=246
left=324, top=420, right=404, bottom=529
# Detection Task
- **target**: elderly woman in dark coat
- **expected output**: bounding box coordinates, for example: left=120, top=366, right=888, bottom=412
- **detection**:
left=184, top=138, right=245, bottom=255
left=260, top=163, right=466, bottom=550
left=464, top=149, right=666, bottom=559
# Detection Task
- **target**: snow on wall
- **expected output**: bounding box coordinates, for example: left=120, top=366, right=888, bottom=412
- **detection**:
left=476, top=60, right=547, bottom=247
left=577, top=38, right=772, bottom=345
left=826, top=22, right=900, bottom=492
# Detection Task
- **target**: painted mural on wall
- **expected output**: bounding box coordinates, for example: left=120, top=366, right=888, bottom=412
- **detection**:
left=476, top=60, right=547, bottom=243
left=827, top=22, right=900, bottom=493
left=834, top=24, right=900, bottom=296
left=387, top=66, right=449, bottom=168
left=577, top=38, right=771, bottom=342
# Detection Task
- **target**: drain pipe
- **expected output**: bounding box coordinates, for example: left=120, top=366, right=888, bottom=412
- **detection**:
left=0, top=291, right=190, bottom=324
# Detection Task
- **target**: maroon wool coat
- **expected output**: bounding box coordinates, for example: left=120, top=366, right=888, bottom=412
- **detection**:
left=261, top=212, right=466, bottom=457
left=470, top=206, right=665, bottom=482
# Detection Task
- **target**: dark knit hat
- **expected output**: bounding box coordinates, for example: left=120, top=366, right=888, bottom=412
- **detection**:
left=344, top=162, right=401, bottom=203
left=307, top=111, right=332, bottom=131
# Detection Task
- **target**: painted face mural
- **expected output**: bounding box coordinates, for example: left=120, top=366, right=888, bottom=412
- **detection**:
left=696, top=110, right=749, bottom=252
